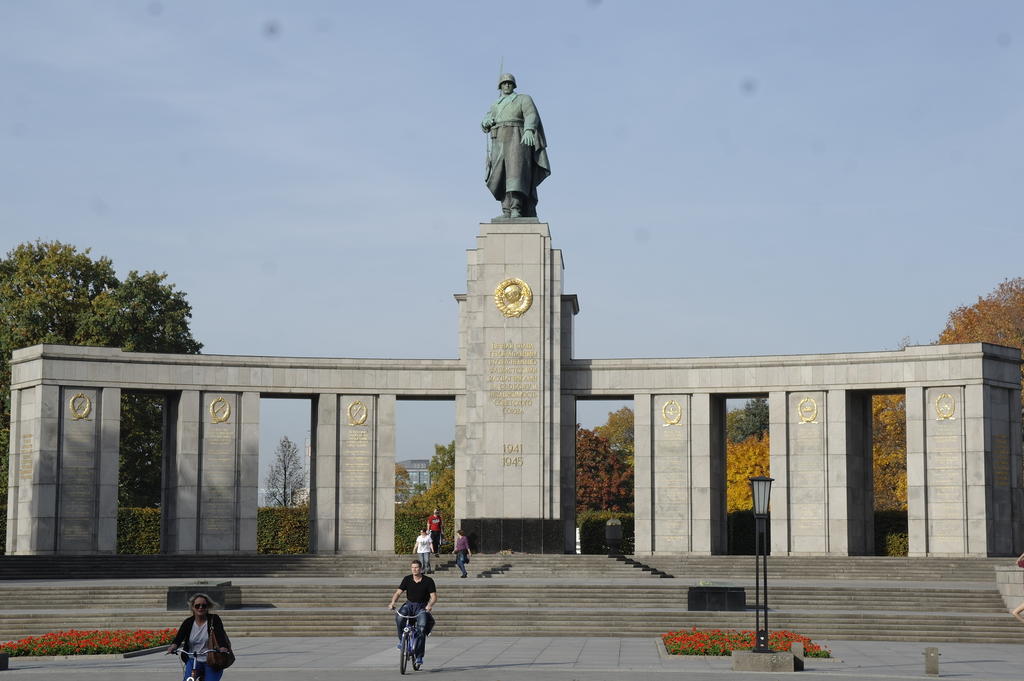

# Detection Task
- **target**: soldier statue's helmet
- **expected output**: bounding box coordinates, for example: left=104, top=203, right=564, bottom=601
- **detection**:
left=497, top=73, right=517, bottom=89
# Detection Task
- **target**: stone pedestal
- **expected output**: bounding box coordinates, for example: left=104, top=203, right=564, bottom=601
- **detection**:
left=455, top=220, right=571, bottom=553
left=731, top=650, right=800, bottom=672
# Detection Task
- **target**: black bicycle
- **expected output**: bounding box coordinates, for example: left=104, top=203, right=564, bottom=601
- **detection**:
left=395, top=611, right=423, bottom=674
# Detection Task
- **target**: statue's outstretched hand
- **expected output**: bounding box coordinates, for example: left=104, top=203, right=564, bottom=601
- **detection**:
left=520, top=129, right=536, bottom=148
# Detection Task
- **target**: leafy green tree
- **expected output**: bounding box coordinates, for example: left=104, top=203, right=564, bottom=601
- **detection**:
left=395, top=463, right=412, bottom=504
left=726, top=397, right=769, bottom=444
left=402, top=441, right=455, bottom=530
left=0, top=241, right=201, bottom=505
left=428, top=440, right=455, bottom=482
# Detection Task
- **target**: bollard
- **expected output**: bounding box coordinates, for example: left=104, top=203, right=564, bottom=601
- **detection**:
left=923, top=646, right=939, bottom=676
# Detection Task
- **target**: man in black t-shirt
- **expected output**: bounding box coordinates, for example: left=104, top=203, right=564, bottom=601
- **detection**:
left=388, top=560, right=437, bottom=665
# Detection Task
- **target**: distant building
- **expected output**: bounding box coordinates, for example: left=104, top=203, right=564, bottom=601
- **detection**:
left=398, top=459, right=431, bottom=488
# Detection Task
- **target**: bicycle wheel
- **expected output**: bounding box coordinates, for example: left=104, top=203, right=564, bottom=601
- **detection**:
left=399, top=631, right=409, bottom=674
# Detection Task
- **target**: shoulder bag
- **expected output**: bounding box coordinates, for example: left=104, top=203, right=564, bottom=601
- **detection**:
left=206, top=618, right=236, bottom=671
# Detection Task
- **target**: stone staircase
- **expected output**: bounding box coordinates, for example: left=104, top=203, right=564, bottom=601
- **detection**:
left=0, top=554, right=1020, bottom=644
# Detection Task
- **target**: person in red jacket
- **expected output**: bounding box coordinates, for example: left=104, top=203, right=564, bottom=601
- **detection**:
left=427, top=509, right=443, bottom=557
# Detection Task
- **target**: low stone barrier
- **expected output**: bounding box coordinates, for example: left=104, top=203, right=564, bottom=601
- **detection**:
left=995, top=566, right=1023, bottom=611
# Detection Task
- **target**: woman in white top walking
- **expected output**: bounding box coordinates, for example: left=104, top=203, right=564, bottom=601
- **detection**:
left=415, top=529, right=434, bottom=574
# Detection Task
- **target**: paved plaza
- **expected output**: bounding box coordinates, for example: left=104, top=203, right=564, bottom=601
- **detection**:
left=3, top=636, right=1024, bottom=681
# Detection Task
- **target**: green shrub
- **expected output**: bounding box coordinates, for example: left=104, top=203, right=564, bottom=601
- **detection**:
left=257, top=505, right=310, bottom=554
left=117, top=507, right=161, bottom=554
left=884, top=532, right=909, bottom=556
left=577, top=510, right=634, bottom=554
left=874, top=511, right=908, bottom=556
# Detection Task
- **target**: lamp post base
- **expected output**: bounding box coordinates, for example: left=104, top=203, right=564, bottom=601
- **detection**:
left=753, top=629, right=772, bottom=653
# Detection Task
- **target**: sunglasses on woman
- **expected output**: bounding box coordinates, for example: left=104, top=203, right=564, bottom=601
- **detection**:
left=193, top=602, right=209, bottom=609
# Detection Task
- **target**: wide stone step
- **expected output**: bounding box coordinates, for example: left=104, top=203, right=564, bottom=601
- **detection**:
left=1, top=609, right=1020, bottom=644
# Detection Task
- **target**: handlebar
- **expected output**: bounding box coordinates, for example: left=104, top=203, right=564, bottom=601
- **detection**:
left=167, top=648, right=220, bottom=657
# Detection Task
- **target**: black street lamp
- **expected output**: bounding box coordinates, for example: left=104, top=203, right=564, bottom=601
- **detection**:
left=749, top=475, right=774, bottom=653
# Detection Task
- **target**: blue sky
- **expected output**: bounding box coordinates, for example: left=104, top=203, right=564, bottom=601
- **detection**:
left=3, top=1, right=1023, bottom=476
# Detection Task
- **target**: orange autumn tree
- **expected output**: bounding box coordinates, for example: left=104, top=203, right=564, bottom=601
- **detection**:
left=726, top=433, right=770, bottom=512
left=872, top=394, right=907, bottom=511
left=576, top=426, right=633, bottom=513
left=938, top=277, right=1024, bottom=402
left=725, top=399, right=770, bottom=512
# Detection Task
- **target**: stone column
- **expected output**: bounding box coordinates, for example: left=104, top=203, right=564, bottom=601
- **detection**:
left=374, top=394, right=396, bottom=552
left=968, top=384, right=1018, bottom=555
left=312, top=394, right=339, bottom=554
left=649, top=394, right=691, bottom=553
left=633, top=394, right=653, bottom=554
left=785, top=391, right=828, bottom=554
left=459, top=221, right=566, bottom=553
left=166, top=390, right=257, bottom=554
left=165, top=390, right=200, bottom=553
left=1010, top=386, right=1024, bottom=554
left=841, top=390, right=873, bottom=555
left=7, top=385, right=119, bottom=555
left=768, top=391, right=789, bottom=554
left=238, top=392, right=259, bottom=552
left=96, top=387, right=121, bottom=553
left=338, top=394, right=394, bottom=552
left=559, top=394, right=577, bottom=552
left=924, top=386, right=968, bottom=555
left=905, top=386, right=927, bottom=555
left=7, top=385, right=60, bottom=554
left=690, top=393, right=724, bottom=554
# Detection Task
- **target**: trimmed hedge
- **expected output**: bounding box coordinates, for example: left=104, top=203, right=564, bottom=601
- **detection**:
left=117, top=507, right=161, bottom=554
left=394, top=508, right=454, bottom=555
left=257, top=505, right=310, bottom=554
left=578, top=510, right=634, bottom=554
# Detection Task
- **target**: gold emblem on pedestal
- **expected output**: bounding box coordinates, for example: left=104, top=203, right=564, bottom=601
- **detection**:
left=347, top=400, right=368, bottom=426
left=935, top=393, right=956, bottom=420
left=209, top=397, right=231, bottom=424
left=797, top=397, right=818, bottom=423
left=69, top=393, right=92, bottom=420
left=661, top=400, right=682, bottom=426
left=494, top=278, right=533, bottom=318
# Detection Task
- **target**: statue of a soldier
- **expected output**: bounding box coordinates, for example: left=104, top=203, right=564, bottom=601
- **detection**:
left=482, top=74, right=551, bottom=219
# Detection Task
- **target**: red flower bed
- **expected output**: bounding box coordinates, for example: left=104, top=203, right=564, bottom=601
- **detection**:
left=662, top=627, right=831, bottom=657
left=0, top=628, right=176, bottom=657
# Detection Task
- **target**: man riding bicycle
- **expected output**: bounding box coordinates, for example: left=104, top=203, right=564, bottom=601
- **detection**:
left=388, top=559, right=437, bottom=667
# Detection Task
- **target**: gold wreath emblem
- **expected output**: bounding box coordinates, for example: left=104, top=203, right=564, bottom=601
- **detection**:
left=347, top=400, right=368, bottom=426
left=797, top=397, right=818, bottom=423
left=69, top=393, right=92, bottom=420
left=209, top=397, right=231, bottom=424
left=494, top=278, right=533, bottom=318
left=935, top=393, right=956, bottom=420
left=661, top=400, right=682, bottom=426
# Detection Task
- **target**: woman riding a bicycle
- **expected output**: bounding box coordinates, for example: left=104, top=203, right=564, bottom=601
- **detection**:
left=388, top=560, right=437, bottom=667
left=167, top=592, right=233, bottom=681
